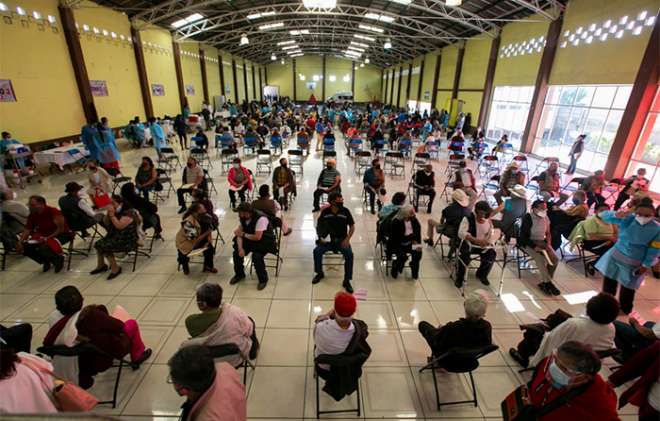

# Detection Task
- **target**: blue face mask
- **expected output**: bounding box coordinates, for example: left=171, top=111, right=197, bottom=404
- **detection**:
left=548, top=360, right=572, bottom=389
left=572, top=198, right=583, bottom=205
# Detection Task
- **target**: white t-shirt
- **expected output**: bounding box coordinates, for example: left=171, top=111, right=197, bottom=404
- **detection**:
left=404, top=220, right=413, bottom=236
left=255, top=216, right=269, bottom=232
left=314, top=319, right=355, bottom=369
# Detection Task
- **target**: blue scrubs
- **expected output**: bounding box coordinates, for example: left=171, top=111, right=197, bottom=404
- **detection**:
left=81, top=125, right=102, bottom=162
left=150, top=123, right=166, bottom=152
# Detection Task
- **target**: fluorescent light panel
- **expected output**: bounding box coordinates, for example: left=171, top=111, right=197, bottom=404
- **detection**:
left=290, top=29, right=310, bottom=35
left=282, top=44, right=299, bottom=50
left=277, top=40, right=296, bottom=45
left=246, top=11, right=276, bottom=19
left=347, top=45, right=365, bottom=52
left=354, top=34, right=375, bottom=42
left=302, top=0, right=336, bottom=8
left=390, top=0, right=411, bottom=4
left=171, top=13, right=204, bottom=28
left=364, top=12, right=395, bottom=23
left=359, top=24, right=384, bottom=33
left=259, top=22, right=284, bottom=30
left=350, top=41, right=368, bottom=48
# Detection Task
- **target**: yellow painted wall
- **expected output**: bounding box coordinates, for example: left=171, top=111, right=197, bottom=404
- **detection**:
left=391, top=69, right=400, bottom=107
left=220, top=53, right=235, bottom=102
left=550, top=0, right=657, bottom=85
left=408, top=58, right=423, bottom=102
left=325, top=57, right=352, bottom=100
left=436, top=91, right=452, bottom=113
left=400, top=67, right=409, bottom=106
left=0, top=0, right=85, bottom=142
left=459, top=37, right=491, bottom=89
left=235, top=59, right=246, bottom=103
left=294, top=56, right=322, bottom=101
left=139, top=27, right=180, bottom=117
left=437, top=45, right=458, bottom=89
left=75, top=1, right=144, bottom=126
left=179, top=41, right=203, bottom=111
left=266, top=60, right=293, bottom=99
left=493, top=14, right=549, bottom=87
left=202, top=46, right=221, bottom=101
left=456, top=91, right=484, bottom=122
left=355, top=64, right=381, bottom=102
left=420, top=52, right=439, bottom=103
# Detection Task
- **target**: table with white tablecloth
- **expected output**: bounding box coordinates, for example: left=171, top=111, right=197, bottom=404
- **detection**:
left=33, top=143, right=89, bottom=170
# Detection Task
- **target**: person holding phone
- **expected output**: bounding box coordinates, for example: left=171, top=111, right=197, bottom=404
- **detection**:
left=596, top=197, right=660, bottom=314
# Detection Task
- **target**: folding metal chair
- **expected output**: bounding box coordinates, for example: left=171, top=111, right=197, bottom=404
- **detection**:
left=220, top=149, right=239, bottom=174
left=288, top=149, right=304, bottom=176
left=256, top=149, right=273, bottom=175
left=384, top=151, right=405, bottom=177
left=355, top=151, right=372, bottom=175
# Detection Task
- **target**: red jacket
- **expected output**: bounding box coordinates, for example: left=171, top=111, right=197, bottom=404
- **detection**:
left=529, top=357, right=620, bottom=421
left=609, top=342, right=659, bottom=417
left=227, top=166, right=252, bottom=191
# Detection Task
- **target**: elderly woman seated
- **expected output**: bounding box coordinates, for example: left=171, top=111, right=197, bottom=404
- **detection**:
left=0, top=348, right=59, bottom=414
left=175, top=203, right=217, bottom=275
left=418, top=292, right=492, bottom=358
left=568, top=203, right=618, bottom=274
left=182, top=283, right=254, bottom=367
left=43, top=286, right=151, bottom=388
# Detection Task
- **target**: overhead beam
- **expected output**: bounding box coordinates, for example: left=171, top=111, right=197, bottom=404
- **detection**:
left=507, top=0, right=565, bottom=21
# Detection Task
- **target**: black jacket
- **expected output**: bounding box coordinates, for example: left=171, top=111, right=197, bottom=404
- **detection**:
left=430, top=318, right=492, bottom=360
left=315, top=319, right=371, bottom=401
left=387, top=217, right=421, bottom=254
left=518, top=213, right=534, bottom=248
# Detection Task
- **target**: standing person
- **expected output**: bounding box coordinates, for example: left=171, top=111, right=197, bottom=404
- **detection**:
left=230, top=203, right=278, bottom=291
left=272, top=158, right=296, bottom=211
left=81, top=120, right=101, bottom=162
left=97, top=117, right=121, bottom=172
left=596, top=197, right=660, bottom=314
left=148, top=117, right=166, bottom=153
left=176, top=203, right=216, bottom=275
left=567, top=134, right=586, bottom=175
left=174, top=115, right=188, bottom=149
left=313, top=192, right=355, bottom=293
left=363, top=159, right=385, bottom=215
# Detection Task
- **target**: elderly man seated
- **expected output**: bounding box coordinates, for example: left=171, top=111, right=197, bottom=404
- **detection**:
left=182, top=283, right=254, bottom=367
left=58, top=182, right=104, bottom=236
left=313, top=158, right=341, bottom=212
left=538, top=161, right=568, bottom=205
left=418, top=292, right=492, bottom=357
left=313, top=292, right=371, bottom=400
left=509, top=292, right=619, bottom=368
left=455, top=201, right=497, bottom=288
left=168, top=345, right=246, bottom=421
left=424, top=190, right=471, bottom=257
left=413, top=163, right=436, bottom=213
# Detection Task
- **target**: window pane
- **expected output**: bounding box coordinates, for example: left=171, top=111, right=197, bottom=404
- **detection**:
left=638, top=114, right=660, bottom=164
left=565, top=107, right=589, bottom=141
left=559, top=86, right=577, bottom=105
left=546, top=86, right=561, bottom=104
left=582, top=108, right=609, bottom=145
left=548, top=106, right=572, bottom=145
left=493, top=86, right=505, bottom=101
left=612, top=86, right=632, bottom=109
left=598, top=110, right=623, bottom=154
left=575, top=86, right=595, bottom=106
left=592, top=86, right=617, bottom=108
left=536, top=105, right=557, bottom=142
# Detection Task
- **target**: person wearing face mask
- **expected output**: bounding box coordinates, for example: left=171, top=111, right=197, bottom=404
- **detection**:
left=453, top=200, right=497, bottom=288
left=538, top=162, right=569, bottom=205
left=519, top=200, right=561, bottom=296
left=134, top=157, right=159, bottom=200
left=16, top=195, right=73, bottom=273
left=614, top=167, right=651, bottom=211
left=227, top=157, right=252, bottom=210
left=387, top=205, right=422, bottom=279
left=580, top=169, right=606, bottom=209
left=494, top=162, right=525, bottom=205
left=568, top=203, right=618, bottom=275
left=176, top=203, right=217, bottom=275
left=148, top=117, right=167, bottom=153
left=272, top=158, right=296, bottom=211
left=167, top=345, right=246, bottom=421
left=313, top=159, right=341, bottom=212
left=413, top=164, right=436, bottom=213
left=58, top=182, right=104, bottom=237
left=96, top=117, right=121, bottom=172
left=81, top=119, right=102, bottom=163
left=230, top=202, right=278, bottom=291
left=547, top=190, right=589, bottom=251
left=522, top=341, right=619, bottom=421
left=313, top=192, right=355, bottom=293
left=178, top=157, right=206, bottom=214
left=493, top=184, right=528, bottom=242
left=451, top=161, right=477, bottom=207
left=86, top=162, right=112, bottom=206
left=363, top=159, right=386, bottom=215
left=566, top=134, right=586, bottom=175
left=595, top=197, right=660, bottom=314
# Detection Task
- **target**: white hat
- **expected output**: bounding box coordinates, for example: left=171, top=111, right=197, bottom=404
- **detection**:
left=509, top=184, right=528, bottom=199
left=451, top=189, right=470, bottom=207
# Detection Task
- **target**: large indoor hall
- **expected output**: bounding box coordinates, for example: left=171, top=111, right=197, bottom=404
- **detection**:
left=1, top=0, right=659, bottom=420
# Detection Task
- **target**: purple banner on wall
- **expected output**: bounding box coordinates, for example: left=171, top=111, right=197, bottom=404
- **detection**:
left=151, top=84, right=165, bottom=96
left=90, top=80, right=109, bottom=97
left=0, top=79, right=17, bottom=102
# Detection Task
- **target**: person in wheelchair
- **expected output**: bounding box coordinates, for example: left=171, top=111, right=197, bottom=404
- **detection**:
left=424, top=189, right=470, bottom=257
left=363, top=159, right=386, bottom=215
left=454, top=201, right=497, bottom=288
left=387, top=205, right=422, bottom=280
left=413, top=163, right=436, bottom=213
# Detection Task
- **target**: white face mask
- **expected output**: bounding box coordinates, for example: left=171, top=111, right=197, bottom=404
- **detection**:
left=635, top=215, right=653, bottom=225
left=233, top=164, right=240, bottom=169
left=534, top=210, right=547, bottom=218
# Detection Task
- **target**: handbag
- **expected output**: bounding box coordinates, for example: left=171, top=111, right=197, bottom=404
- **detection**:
left=93, top=189, right=112, bottom=209
left=20, top=357, right=99, bottom=411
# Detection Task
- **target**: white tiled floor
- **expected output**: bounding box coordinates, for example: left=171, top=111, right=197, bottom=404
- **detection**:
left=2, top=130, right=659, bottom=420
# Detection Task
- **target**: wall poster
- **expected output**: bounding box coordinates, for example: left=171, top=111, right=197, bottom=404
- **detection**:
left=90, top=80, right=109, bottom=97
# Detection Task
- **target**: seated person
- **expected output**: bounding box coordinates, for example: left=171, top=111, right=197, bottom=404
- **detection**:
left=313, top=292, right=370, bottom=382
left=548, top=189, right=589, bottom=250
left=134, top=157, right=159, bottom=200
left=322, top=130, right=335, bottom=150
left=379, top=191, right=406, bottom=221
left=614, top=167, right=650, bottom=210
left=413, top=164, right=436, bottom=213
left=0, top=323, right=32, bottom=353
left=44, top=286, right=151, bottom=388
left=227, top=157, right=252, bottom=210
left=424, top=189, right=470, bottom=255
left=613, top=316, right=659, bottom=362
left=0, top=194, right=28, bottom=252
left=418, top=292, right=492, bottom=357
left=252, top=184, right=292, bottom=236
left=230, top=203, right=278, bottom=291
left=568, top=203, right=618, bottom=273
left=523, top=341, right=619, bottom=421
left=120, top=183, right=163, bottom=238
left=313, top=158, right=341, bottom=212
left=297, top=128, right=311, bottom=153
left=518, top=200, right=561, bottom=296
left=191, top=188, right=219, bottom=230
left=313, top=192, right=355, bottom=293
left=182, top=283, right=253, bottom=367
left=90, top=195, right=142, bottom=280
left=217, top=128, right=235, bottom=149
left=581, top=170, right=606, bottom=208
left=0, top=348, right=58, bottom=414
left=58, top=182, right=103, bottom=236
left=0, top=131, right=33, bottom=170
left=491, top=134, right=509, bottom=156
left=509, top=292, right=619, bottom=368
left=272, top=158, right=296, bottom=211
left=167, top=345, right=246, bottom=421
left=494, top=162, right=525, bottom=204
left=176, top=203, right=217, bottom=275
left=467, top=133, right=487, bottom=160
left=86, top=162, right=113, bottom=205
left=455, top=201, right=497, bottom=288
left=363, top=159, right=385, bottom=214
left=178, top=157, right=205, bottom=214
left=538, top=161, right=569, bottom=205
left=16, top=195, right=73, bottom=273
left=192, top=128, right=209, bottom=151
left=492, top=184, right=528, bottom=241
left=387, top=205, right=422, bottom=280
left=451, top=161, right=477, bottom=206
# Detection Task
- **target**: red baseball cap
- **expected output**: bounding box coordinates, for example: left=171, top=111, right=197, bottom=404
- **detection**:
left=334, top=292, right=357, bottom=317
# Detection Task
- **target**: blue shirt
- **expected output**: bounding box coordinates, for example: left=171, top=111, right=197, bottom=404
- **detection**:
left=150, top=123, right=166, bottom=150
left=600, top=211, right=660, bottom=268
left=81, top=125, right=101, bottom=160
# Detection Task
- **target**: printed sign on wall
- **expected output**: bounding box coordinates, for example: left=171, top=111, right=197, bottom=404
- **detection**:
left=225, top=84, right=231, bottom=94
left=306, top=82, right=317, bottom=90
left=423, top=90, right=431, bottom=101
left=0, top=80, right=17, bottom=102
left=185, top=84, right=195, bottom=95
left=90, top=80, right=109, bottom=97
left=151, top=84, right=165, bottom=96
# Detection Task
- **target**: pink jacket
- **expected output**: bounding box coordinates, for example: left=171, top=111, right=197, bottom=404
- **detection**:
left=189, top=362, right=246, bottom=421
left=227, top=166, right=252, bottom=191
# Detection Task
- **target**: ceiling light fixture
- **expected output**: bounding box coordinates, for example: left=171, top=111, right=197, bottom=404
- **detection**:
left=302, top=0, right=336, bottom=8
left=259, top=22, right=284, bottom=30
left=350, top=41, right=368, bottom=48
left=358, top=24, right=384, bottom=33
left=240, top=34, right=249, bottom=45
left=354, top=34, right=375, bottom=42
left=446, top=0, right=462, bottom=6
left=246, top=11, right=276, bottom=19
left=171, top=13, right=205, bottom=28
left=271, top=54, right=277, bottom=60
left=277, top=40, right=296, bottom=46
left=365, top=58, right=370, bottom=64
left=282, top=44, right=299, bottom=50
left=281, top=59, right=285, bottom=64
left=348, top=45, right=365, bottom=52
left=290, top=29, right=310, bottom=35
left=383, top=38, right=392, bottom=49
left=364, top=12, right=395, bottom=23
left=390, top=0, right=412, bottom=5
